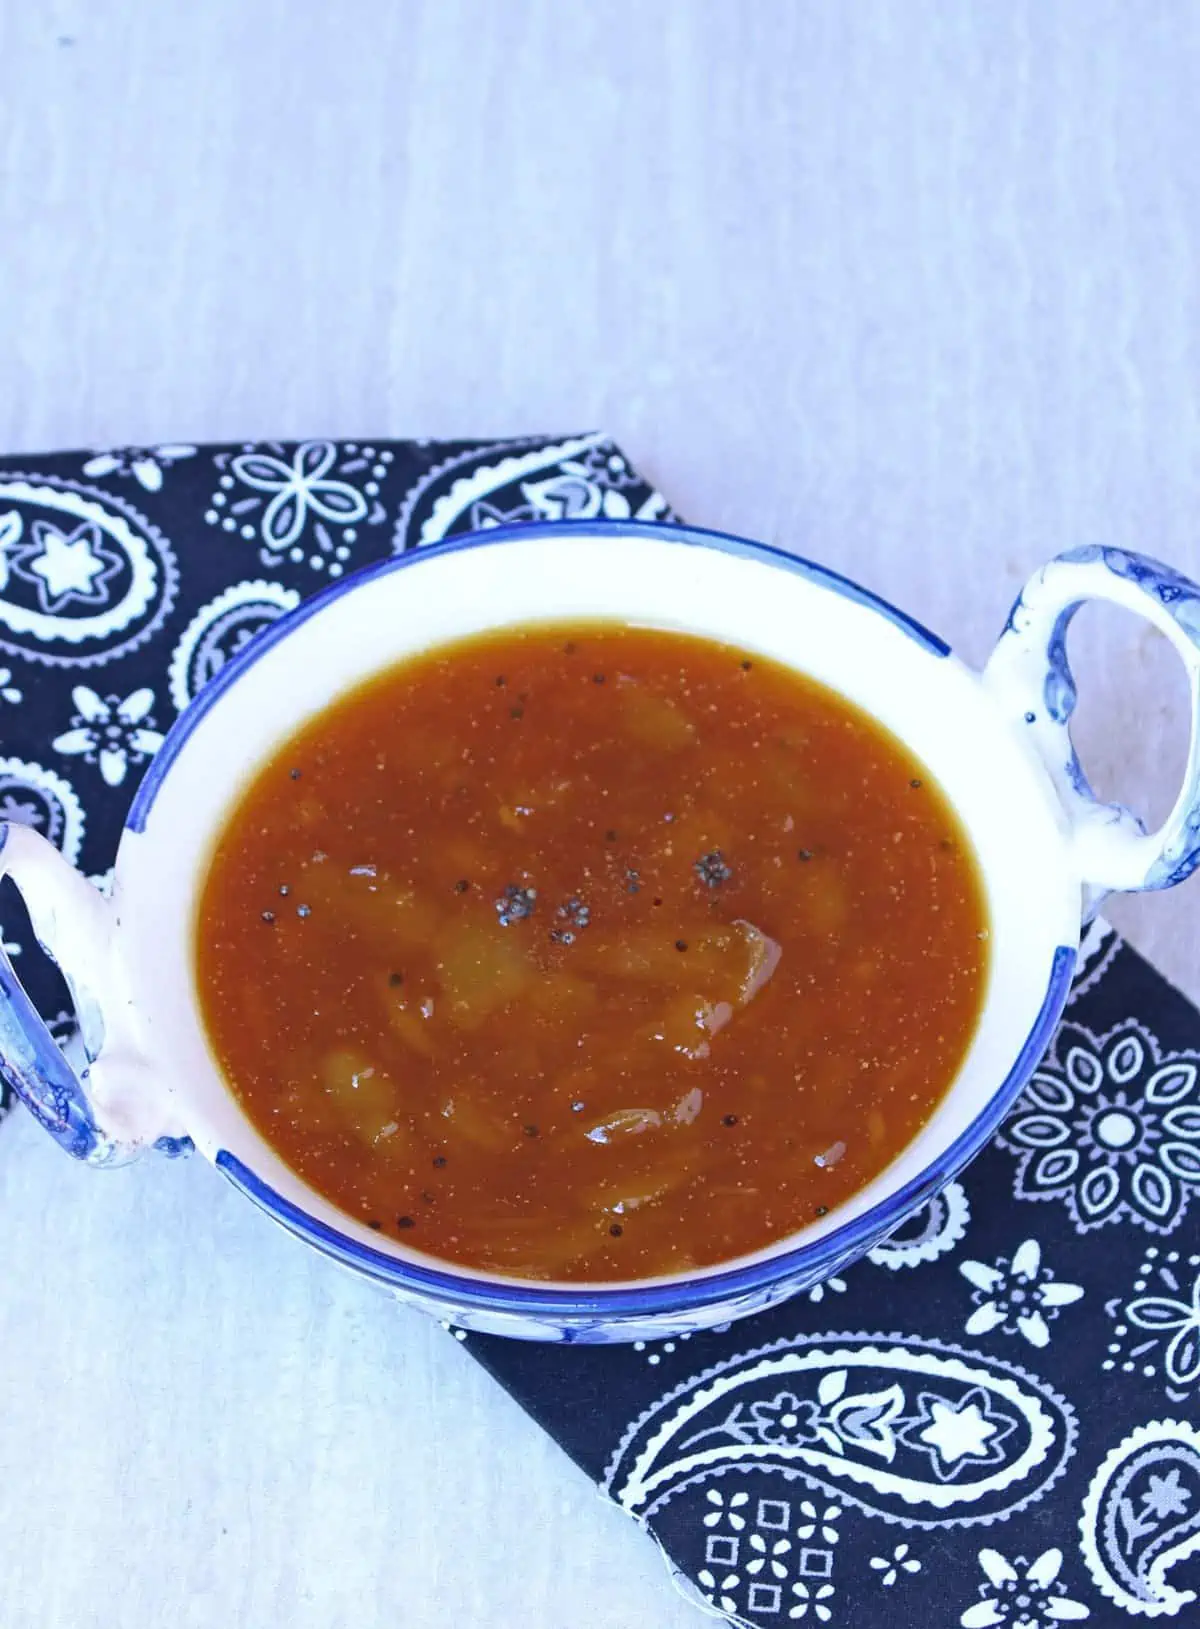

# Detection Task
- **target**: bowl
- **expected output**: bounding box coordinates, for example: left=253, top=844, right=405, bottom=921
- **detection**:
left=3, top=521, right=1199, bottom=1342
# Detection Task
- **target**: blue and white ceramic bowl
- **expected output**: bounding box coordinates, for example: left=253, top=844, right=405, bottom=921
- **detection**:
left=3, top=521, right=1199, bottom=1343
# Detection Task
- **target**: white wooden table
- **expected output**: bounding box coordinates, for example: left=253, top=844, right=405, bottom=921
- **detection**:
left=2, top=3, right=1200, bottom=1625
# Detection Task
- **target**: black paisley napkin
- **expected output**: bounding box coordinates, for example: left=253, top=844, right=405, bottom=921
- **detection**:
left=1, top=437, right=1198, bottom=1629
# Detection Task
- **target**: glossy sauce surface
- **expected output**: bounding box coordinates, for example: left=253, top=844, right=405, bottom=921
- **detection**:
left=196, top=624, right=988, bottom=1281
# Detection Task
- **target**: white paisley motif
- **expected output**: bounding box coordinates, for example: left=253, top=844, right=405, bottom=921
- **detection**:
left=1080, top=1420, right=1200, bottom=1617
left=167, top=579, right=301, bottom=711
left=393, top=434, right=671, bottom=551
left=603, top=1334, right=1076, bottom=1528
left=868, top=1180, right=970, bottom=1270
left=0, top=479, right=177, bottom=667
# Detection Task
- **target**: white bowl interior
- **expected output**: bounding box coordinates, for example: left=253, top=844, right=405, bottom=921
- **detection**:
left=115, top=529, right=1081, bottom=1289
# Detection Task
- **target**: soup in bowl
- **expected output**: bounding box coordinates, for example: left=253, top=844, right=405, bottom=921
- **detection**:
left=2, top=522, right=1199, bottom=1342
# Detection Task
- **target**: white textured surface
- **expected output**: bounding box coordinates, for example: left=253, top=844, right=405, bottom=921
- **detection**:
left=3, top=2, right=1200, bottom=1625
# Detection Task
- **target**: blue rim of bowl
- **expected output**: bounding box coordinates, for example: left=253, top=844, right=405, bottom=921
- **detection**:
left=129, top=516, right=1066, bottom=1323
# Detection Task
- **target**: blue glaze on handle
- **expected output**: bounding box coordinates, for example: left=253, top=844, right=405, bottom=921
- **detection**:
left=0, top=825, right=101, bottom=1159
left=987, top=546, right=1200, bottom=899
left=0, top=821, right=178, bottom=1164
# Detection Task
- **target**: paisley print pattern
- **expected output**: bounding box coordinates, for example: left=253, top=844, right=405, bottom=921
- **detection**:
left=1080, top=1421, right=1200, bottom=1617
left=605, top=1336, right=1075, bottom=1527
left=0, top=755, right=85, bottom=865
left=2, top=434, right=1199, bottom=1624
left=0, top=476, right=178, bottom=667
left=391, top=433, right=670, bottom=549
left=868, top=1180, right=970, bottom=1270
left=167, top=579, right=300, bottom=712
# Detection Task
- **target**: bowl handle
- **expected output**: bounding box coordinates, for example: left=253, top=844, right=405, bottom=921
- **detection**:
left=984, top=545, right=1200, bottom=908
left=0, top=823, right=187, bottom=1163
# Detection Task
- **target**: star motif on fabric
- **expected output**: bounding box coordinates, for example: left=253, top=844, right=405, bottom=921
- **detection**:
left=919, top=1397, right=996, bottom=1463
left=10, top=519, right=123, bottom=613
left=1141, top=1467, right=1191, bottom=1521
left=896, top=1388, right=1017, bottom=1481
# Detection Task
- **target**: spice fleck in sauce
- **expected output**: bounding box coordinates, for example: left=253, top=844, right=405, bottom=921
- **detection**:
left=196, top=625, right=988, bottom=1281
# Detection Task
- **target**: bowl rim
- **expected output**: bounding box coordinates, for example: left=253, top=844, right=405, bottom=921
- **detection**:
left=129, top=517, right=1077, bottom=1323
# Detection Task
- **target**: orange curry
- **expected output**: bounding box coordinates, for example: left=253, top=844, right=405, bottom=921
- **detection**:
left=196, top=624, right=987, bottom=1281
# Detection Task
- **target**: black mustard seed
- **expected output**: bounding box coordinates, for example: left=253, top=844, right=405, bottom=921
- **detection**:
left=694, top=849, right=732, bottom=888
left=495, top=884, right=537, bottom=925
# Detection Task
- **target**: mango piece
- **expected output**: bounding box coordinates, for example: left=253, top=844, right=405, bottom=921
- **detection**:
left=526, top=973, right=600, bottom=1025
left=383, top=990, right=439, bottom=1059
left=434, top=921, right=534, bottom=1028
left=440, top=1094, right=517, bottom=1152
left=618, top=688, right=698, bottom=751
left=299, top=865, right=444, bottom=952
left=320, top=1048, right=403, bottom=1145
